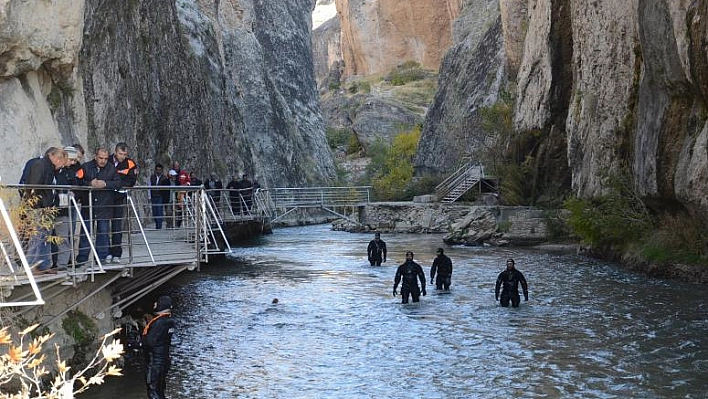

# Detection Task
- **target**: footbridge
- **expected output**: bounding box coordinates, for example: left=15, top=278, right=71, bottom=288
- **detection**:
left=256, top=186, right=371, bottom=224
left=0, top=184, right=370, bottom=326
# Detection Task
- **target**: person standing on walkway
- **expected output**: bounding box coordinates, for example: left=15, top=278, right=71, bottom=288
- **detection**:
left=430, top=247, right=453, bottom=291
left=393, top=251, right=426, bottom=304
left=226, top=175, right=242, bottom=215
left=495, top=258, right=528, bottom=308
left=163, top=170, right=179, bottom=228
left=53, top=146, right=81, bottom=269
left=75, top=148, right=121, bottom=265
left=24, top=147, right=67, bottom=273
left=204, top=173, right=223, bottom=206
left=108, top=142, right=138, bottom=264
left=142, top=295, right=176, bottom=399
left=367, top=232, right=387, bottom=266
left=149, top=164, right=169, bottom=230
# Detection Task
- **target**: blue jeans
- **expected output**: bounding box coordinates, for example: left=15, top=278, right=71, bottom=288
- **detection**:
left=151, top=196, right=164, bottom=229
left=110, top=194, right=127, bottom=258
left=77, top=218, right=110, bottom=263
left=27, top=225, right=52, bottom=270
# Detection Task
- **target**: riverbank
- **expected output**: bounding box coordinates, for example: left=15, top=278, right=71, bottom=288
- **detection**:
left=331, top=201, right=708, bottom=282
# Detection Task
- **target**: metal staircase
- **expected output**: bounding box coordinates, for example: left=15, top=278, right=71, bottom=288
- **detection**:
left=435, top=161, right=485, bottom=203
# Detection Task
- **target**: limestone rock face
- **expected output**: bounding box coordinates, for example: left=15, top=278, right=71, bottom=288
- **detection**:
left=0, top=0, right=335, bottom=187
left=335, top=0, right=463, bottom=76
left=0, top=0, right=84, bottom=79
left=80, top=0, right=334, bottom=186
left=509, top=0, right=708, bottom=221
left=312, top=16, right=342, bottom=92
left=321, top=94, right=423, bottom=153
left=0, top=0, right=87, bottom=180
left=414, top=0, right=504, bottom=175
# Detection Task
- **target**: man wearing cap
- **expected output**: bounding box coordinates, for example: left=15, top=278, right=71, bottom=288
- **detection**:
left=52, top=146, right=81, bottom=269
left=393, top=251, right=426, bottom=304
left=495, top=258, right=529, bottom=308
left=367, top=232, right=387, bottom=266
left=430, top=247, right=453, bottom=291
left=142, top=295, right=176, bottom=399
left=108, top=142, right=138, bottom=264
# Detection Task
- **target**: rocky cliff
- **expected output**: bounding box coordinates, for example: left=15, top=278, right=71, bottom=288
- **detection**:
left=0, top=0, right=334, bottom=187
left=413, top=0, right=708, bottom=255
left=511, top=0, right=708, bottom=221
left=335, top=0, right=463, bottom=77
left=414, top=0, right=504, bottom=175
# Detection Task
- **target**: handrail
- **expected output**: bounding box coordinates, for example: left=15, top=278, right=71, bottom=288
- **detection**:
left=0, top=196, right=44, bottom=307
left=435, top=161, right=485, bottom=201
left=1, top=184, right=242, bottom=301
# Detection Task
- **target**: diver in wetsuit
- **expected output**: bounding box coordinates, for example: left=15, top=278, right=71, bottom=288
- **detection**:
left=143, top=296, right=176, bottom=399
left=393, top=251, right=426, bottom=303
left=430, top=247, right=453, bottom=291
left=494, top=259, right=528, bottom=308
left=367, top=232, right=387, bottom=266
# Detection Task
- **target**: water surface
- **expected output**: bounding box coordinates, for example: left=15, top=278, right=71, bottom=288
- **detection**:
left=82, top=225, right=708, bottom=398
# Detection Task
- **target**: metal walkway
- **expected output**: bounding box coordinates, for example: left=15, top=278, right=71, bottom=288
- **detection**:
left=257, top=186, right=371, bottom=224
left=0, top=184, right=262, bottom=317
left=435, top=160, right=498, bottom=202
left=0, top=184, right=370, bottom=321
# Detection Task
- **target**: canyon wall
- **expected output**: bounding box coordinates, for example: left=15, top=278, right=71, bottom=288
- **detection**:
left=335, top=0, right=463, bottom=76
left=0, top=0, right=334, bottom=187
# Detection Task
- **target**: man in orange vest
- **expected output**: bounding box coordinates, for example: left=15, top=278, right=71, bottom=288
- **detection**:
left=142, top=296, right=176, bottom=399
left=108, top=142, right=138, bottom=264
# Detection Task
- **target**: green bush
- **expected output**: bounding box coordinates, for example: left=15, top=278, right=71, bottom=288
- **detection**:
left=564, top=173, right=653, bottom=250
left=368, top=126, right=421, bottom=201
left=387, top=61, right=427, bottom=86
left=639, top=213, right=708, bottom=265
left=326, top=127, right=355, bottom=150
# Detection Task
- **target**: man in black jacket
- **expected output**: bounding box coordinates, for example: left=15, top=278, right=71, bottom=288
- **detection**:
left=75, top=148, right=121, bottom=265
left=430, top=247, right=453, bottom=291
left=108, top=142, right=138, bottom=263
left=204, top=173, right=223, bottom=206
left=142, top=295, right=176, bottom=399
left=24, top=147, right=67, bottom=272
left=393, top=251, right=426, bottom=304
left=495, top=259, right=529, bottom=308
left=149, top=164, right=169, bottom=230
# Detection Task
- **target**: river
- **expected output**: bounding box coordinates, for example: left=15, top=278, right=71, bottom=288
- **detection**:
left=81, top=224, right=708, bottom=398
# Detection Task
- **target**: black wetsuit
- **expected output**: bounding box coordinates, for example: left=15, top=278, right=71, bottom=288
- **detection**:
left=495, top=268, right=528, bottom=308
left=367, top=238, right=387, bottom=266
left=394, top=260, right=426, bottom=303
left=430, top=254, right=453, bottom=290
left=143, top=313, right=176, bottom=399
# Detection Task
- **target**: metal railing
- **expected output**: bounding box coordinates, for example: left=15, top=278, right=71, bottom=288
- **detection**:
left=0, top=183, right=248, bottom=308
left=260, top=186, right=371, bottom=224
left=0, top=183, right=368, bottom=308
left=435, top=161, right=485, bottom=202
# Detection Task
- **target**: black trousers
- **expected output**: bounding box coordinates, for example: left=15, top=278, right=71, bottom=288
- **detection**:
left=146, top=359, right=170, bottom=399
left=500, top=291, right=521, bottom=308
left=401, top=286, right=421, bottom=304
left=435, top=275, right=451, bottom=290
